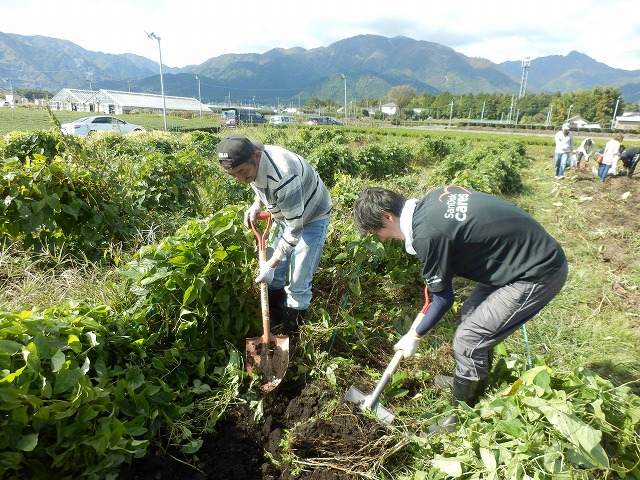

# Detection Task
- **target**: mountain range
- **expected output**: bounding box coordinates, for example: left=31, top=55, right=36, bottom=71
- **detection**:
left=1, top=32, right=639, bottom=105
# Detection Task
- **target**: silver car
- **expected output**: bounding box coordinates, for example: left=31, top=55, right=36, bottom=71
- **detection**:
left=60, top=116, right=145, bottom=136
left=269, top=115, right=298, bottom=125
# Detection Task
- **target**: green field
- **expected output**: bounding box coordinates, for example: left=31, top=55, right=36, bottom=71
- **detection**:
left=0, top=106, right=219, bottom=135
left=1, top=124, right=638, bottom=479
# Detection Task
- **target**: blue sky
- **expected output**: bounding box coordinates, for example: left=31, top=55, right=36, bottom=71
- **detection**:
left=3, top=0, right=639, bottom=71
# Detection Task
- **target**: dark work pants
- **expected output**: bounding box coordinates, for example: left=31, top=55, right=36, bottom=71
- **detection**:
left=452, top=260, right=568, bottom=382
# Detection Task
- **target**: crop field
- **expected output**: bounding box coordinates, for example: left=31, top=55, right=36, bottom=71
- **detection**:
left=1, top=123, right=639, bottom=479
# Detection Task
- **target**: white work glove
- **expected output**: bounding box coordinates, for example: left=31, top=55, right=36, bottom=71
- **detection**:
left=255, top=263, right=276, bottom=285
left=244, top=202, right=262, bottom=228
left=394, top=330, right=421, bottom=359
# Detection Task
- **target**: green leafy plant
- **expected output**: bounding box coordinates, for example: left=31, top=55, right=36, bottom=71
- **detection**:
left=432, top=140, right=528, bottom=194
left=0, top=305, right=155, bottom=480
left=409, top=363, right=640, bottom=479
left=0, top=156, right=122, bottom=258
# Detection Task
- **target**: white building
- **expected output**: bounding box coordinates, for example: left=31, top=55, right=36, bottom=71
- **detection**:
left=566, top=115, right=601, bottom=130
left=49, top=89, right=210, bottom=115
left=381, top=103, right=398, bottom=115
left=614, top=112, right=640, bottom=130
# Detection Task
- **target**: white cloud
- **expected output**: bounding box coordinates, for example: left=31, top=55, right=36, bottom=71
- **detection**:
left=2, top=0, right=639, bottom=70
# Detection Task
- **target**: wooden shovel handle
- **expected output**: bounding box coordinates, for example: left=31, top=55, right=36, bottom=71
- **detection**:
left=250, top=211, right=274, bottom=341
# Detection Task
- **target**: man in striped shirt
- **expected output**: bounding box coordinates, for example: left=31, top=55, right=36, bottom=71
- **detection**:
left=217, top=134, right=332, bottom=335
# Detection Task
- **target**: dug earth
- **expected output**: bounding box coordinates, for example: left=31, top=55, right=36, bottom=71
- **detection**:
left=118, top=377, right=396, bottom=480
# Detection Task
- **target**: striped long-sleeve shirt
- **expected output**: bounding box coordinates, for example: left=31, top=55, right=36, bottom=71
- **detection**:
left=251, top=145, right=332, bottom=261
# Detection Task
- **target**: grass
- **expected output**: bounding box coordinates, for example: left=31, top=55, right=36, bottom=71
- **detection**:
left=0, top=105, right=219, bottom=135
left=503, top=153, right=640, bottom=382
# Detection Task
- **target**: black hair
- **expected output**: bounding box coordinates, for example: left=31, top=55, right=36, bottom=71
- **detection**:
left=353, top=187, right=407, bottom=235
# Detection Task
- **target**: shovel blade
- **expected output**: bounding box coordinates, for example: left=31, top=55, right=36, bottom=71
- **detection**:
left=344, top=386, right=395, bottom=424
left=246, top=335, right=289, bottom=392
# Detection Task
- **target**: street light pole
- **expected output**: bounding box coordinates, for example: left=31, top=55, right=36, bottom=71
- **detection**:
left=566, top=104, right=573, bottom=122
left=146, top=32, right=168, bottom=131
left=340, top=74, right=347, bottom=125
left=612, top=96, right=621, bottom=128
left=195, top=75, right=202, bottom=121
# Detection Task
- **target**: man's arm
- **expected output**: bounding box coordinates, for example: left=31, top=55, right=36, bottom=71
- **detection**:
left=415, top=282, right=454, bottom=336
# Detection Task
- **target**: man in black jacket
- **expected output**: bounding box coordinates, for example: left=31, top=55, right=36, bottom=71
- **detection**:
left=353, top=186, right=568, bottom=426
left=619, top=146, right=640, bottom=176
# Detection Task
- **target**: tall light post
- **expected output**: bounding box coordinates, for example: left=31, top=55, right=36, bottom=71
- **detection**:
left=448, top=101, right=454, bottom=126
left=340, top=74, right=347, bottom=125
left=612, top=96, right=621, bottom=128
left=195, top=75, right=202, bottom=121
left=566, top=104, right=573, bottom=122
left=146, top=32, right=167, bottom=131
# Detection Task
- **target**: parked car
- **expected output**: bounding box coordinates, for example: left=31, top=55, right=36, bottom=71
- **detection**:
left=269, top=115, right=298, bottom=125
left=305, top=116, right=343, bottom=125
left=60, top=116, right=145, bottom=136
left=220, top=107, right=268, bottom=127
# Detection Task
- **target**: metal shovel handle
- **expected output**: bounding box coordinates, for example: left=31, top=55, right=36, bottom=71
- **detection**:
left=362, top=285, right=431, bottom=409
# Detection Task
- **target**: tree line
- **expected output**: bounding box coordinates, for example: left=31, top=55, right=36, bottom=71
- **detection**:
left=303, top=85, right=627, bottom=128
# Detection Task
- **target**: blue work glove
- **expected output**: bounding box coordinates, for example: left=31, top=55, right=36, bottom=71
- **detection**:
left=394, top=330, right=421, bottom=359
left=255, top=263, right=276, bottom=285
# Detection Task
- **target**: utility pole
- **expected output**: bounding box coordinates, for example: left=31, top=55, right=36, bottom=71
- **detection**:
left=612, top=96, right=621, bottom=128
left=340, top=74, right=347, bottom=125
left=146, top=32, right=167, bottom=131
left=196, top=76, right=202, bottom=121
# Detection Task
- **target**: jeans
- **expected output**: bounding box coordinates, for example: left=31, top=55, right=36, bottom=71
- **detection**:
left=598, top=163, right=611, bottom=181
left=270, top=217, right=329, bottom=310
left=554, top=152, right=568, bottom=177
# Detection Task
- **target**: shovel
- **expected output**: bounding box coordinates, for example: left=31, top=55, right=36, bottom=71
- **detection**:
left=345, top=286, right=430, bottom=424
left=246, top=211, right=290, bottom=392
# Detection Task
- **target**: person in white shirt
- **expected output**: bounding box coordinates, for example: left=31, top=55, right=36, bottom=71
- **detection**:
left=553, top=123, right=574, bottom=179
left=599, top=134, right=624, bottom=180
left=575, top=138, right=595, bottom=169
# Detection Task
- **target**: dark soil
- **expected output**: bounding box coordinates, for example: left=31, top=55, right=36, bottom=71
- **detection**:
left=118, top=374, right=397, bottom=480
left=568, top=167, right=640, bottom=318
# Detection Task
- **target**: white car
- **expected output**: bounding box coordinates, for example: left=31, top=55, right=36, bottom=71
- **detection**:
left=60, top=116, right=145, bottom=136
left=269, top=115, right=298, bottom=125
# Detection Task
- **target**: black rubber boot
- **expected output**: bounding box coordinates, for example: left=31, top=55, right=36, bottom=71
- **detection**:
left=435, top=348, right=493, bottom=390
left=268, top=288, right=287, bottom=328
left=427, top=375, right=488, bottom=435
left=452, top=375, right=487, bottom=408
left=434, top=375, right=454, bottom=388
left=283, top=307, right=306, bottom=336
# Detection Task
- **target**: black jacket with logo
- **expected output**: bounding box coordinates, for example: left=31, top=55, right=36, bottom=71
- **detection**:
left=412, top=187, right=566, bottom=293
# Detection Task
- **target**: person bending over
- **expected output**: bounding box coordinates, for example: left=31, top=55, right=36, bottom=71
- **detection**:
left=353, top=186, right=568, bottom=428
